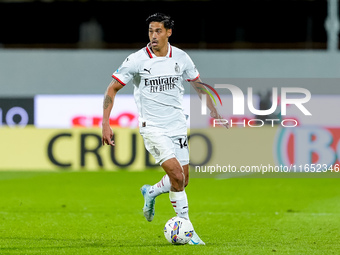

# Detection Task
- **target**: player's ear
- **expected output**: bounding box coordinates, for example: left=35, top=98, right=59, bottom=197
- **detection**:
left=167, top=28, right=172, bottom=38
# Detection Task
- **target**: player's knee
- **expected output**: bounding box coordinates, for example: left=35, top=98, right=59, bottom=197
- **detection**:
left=173, top=171, right=184, bottom=184
left=171, top=171, right=185, bottom=191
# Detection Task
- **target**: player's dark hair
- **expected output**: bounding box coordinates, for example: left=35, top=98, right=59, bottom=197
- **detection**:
left=146, top=13, right=174, bottom=30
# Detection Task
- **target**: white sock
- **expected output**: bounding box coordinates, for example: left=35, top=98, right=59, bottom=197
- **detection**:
left=148, top=175, right=171, bottom=198
left=169, top=190, right=189, bottom=220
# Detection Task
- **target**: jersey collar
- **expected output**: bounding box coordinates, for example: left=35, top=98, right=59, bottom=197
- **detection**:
left=146, top=43, right=172, bottom=58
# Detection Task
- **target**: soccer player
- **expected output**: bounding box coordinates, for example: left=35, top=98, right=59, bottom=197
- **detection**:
left=102, top=13, right=226, bottom=245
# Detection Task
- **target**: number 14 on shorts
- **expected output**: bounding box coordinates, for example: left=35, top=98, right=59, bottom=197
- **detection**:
left=179, top=138, right=188, bottom=149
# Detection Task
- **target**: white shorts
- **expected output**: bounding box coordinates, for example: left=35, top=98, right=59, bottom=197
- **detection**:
left=142, top=133, right=189, bottom=166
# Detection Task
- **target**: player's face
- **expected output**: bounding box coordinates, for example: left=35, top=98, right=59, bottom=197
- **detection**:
left=148, top=22, right=172, bottom=51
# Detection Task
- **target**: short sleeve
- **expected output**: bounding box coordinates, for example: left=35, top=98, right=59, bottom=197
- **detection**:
left=112, top=54, right=137, bottom=86
left=182, top=53, right=200, bottom=82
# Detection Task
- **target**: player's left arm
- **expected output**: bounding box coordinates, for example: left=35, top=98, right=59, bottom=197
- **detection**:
left=190, top=78, right=229, bottom=129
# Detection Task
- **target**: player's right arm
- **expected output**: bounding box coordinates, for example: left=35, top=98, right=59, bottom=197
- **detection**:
left=102, top=78, right=124, bottom=146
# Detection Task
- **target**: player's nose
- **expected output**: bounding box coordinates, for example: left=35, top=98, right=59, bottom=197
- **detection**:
left=152, top=32, right=158, bottom=39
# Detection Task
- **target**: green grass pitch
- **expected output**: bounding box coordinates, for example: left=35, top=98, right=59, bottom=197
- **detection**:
left=0, top=171, right=340, bottom=254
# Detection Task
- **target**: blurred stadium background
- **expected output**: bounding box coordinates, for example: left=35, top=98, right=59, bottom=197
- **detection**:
left=1, top=0, right=340, bottom=171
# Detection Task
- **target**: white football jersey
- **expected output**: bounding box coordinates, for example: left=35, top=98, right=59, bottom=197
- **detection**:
left=112, top=43, right=199, bottom=136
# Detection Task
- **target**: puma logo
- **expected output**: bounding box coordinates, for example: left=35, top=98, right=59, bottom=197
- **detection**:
left=144, top=68, right=151, bottom=74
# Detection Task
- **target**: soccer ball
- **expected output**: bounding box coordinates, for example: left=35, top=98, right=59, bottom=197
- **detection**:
left=163, top=216, right=194, bottom=245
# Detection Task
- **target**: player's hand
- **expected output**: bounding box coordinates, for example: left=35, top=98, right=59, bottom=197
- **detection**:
left=102, top=124, right=115, bottom=146
left=210, top=111, right=229, bottom=129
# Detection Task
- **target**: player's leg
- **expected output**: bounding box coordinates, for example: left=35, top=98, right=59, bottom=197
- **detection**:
left=141, top=134, right=204, bottom=244
left=145, top=163, right=188, bottom=200
left=143, top=163, right=188, bottom=214
left=146, top=174, right=171, bottom=198
left=161, top=157, right=189, bottom=219
left=161, top=157, right=184, bottom=191
left=140, top=134, right=174, bottom=222
left=162, top=136, right=190, bottom=218
left=170, top=137, right=204, bottom=245
left=162, top=157, right=204, bottom=245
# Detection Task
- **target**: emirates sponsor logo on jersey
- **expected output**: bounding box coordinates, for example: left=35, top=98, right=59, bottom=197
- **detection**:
left=145, top=76, right=179, bottom=93
left=145, top=76, right=179, bottom=86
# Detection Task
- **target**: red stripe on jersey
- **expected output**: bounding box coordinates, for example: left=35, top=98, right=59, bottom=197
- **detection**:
left=171, top=201, right=176, bottom=204
left=146, top=47, right=153, bottom=58
left=169, top=45, right=172, bottom=57
left=186, top=74, right=200, bottom=82
left=112, top=75, right=126, bottom=86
